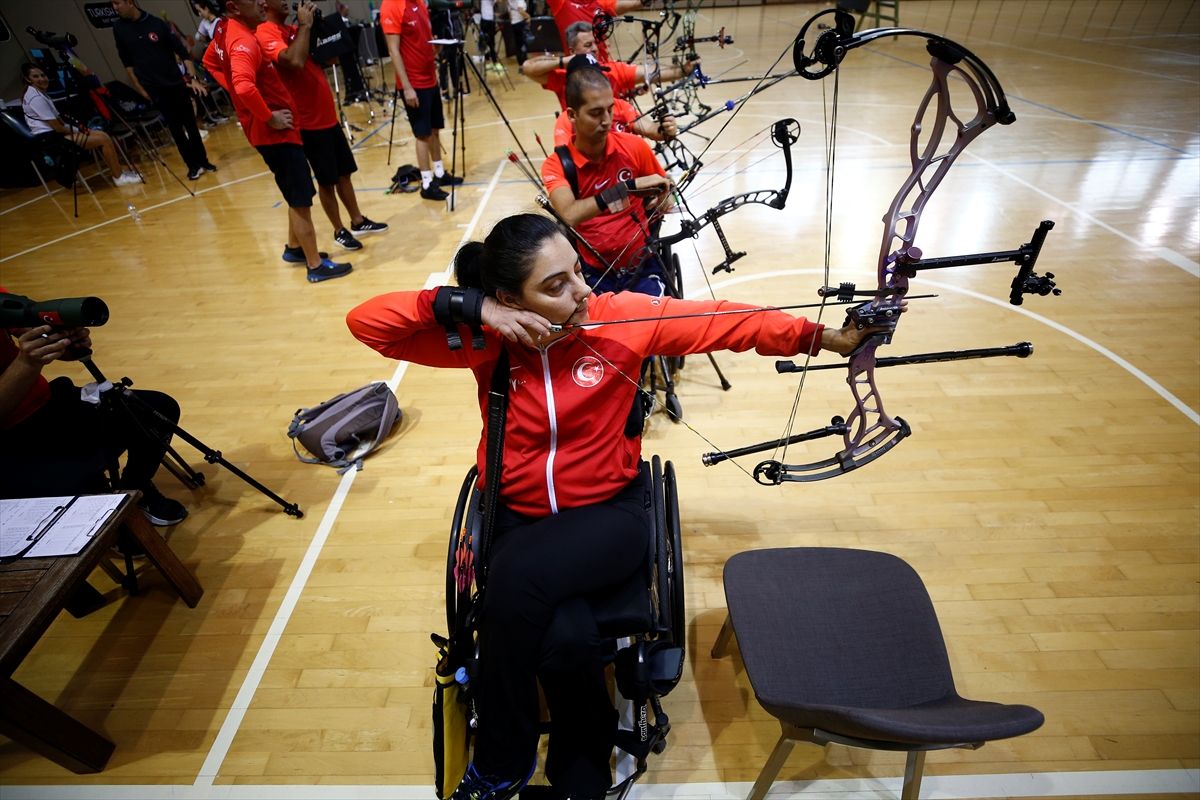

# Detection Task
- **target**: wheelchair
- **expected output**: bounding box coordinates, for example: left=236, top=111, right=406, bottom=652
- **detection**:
left=443, top=456, right=686, bottom=799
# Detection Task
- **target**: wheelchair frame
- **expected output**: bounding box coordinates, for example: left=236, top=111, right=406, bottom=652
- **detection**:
left=444, top=456, right=685, bottom=798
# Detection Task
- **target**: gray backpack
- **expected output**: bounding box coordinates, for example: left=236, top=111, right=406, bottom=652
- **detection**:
left=288, top=383, right=401, bottom=473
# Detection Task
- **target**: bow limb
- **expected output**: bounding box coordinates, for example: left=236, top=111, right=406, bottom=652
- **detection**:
left=653, top=118, right=797, bottom=275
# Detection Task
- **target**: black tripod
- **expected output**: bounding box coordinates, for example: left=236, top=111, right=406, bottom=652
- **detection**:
left=445, top=38, right=471, bottom=211
left=76, top=352, right=304, bottom=520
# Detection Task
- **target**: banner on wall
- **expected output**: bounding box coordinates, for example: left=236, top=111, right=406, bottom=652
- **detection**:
left=83, top=2, right=121, bottom=29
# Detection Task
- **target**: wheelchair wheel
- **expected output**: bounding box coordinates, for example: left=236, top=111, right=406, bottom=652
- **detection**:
left=664, top=460, right=685, bottom=653
left=651, top=456, right=671, bottom=635
left=446, top=465, right=479, bottom=638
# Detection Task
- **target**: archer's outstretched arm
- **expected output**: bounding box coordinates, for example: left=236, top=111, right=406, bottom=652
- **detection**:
left=520, top=55, right=562, bottom=85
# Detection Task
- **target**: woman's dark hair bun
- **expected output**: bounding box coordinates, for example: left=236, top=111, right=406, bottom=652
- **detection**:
left=452, top=213, right=564, bottom=298
left=454, top=241, right=486, bottom=290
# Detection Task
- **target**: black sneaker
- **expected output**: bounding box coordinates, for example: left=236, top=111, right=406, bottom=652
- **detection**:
left=435, top=171, right=464, bottom=186
left=283, top=246, right=329, bottom=264
left=138, top=483, right=188, bottom=526
left=350, top=217, right=388, bottom=235
left=203, top=162, right=218, bottom=173
left=334, top=228, right=363, bottom=250
left=187, top=166, right=203, bottom=180
left=307, top=259, right=353, bottom=282
left=421, top=183, right=449, bottom=201
left=450, top=762, right=533, bottom=800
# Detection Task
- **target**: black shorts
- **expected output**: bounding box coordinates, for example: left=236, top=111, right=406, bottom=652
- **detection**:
left=300, top=125, right=358, bottom=186
left=404, top=86, right=444, bottom=138
left=255, top=143, right=315, bottom=208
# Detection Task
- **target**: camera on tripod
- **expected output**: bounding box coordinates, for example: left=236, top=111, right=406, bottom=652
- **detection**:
left=27, top=27, right=78, bottom=49
left=292, top=2, right=323, bottom=21
left=0, top=294, right=109, bottom=329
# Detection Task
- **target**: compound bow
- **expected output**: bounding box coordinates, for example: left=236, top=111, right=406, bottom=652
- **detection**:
left=697, top=8, right=1061, bottom=483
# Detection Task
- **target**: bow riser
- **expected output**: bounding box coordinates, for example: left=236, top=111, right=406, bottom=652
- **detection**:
left=879, top=57, right=1000, bottom=300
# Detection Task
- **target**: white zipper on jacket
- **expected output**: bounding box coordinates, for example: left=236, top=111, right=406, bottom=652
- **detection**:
left=539, top=348, right=559, bottom=514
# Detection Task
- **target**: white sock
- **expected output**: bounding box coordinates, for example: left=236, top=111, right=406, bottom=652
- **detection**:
left=433, top=160, right=446, bottom=178
left=421, top=170, right=433, bottom=189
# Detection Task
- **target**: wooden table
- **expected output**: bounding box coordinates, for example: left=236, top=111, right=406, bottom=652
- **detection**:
left=0, top=491, right=203, bottom=773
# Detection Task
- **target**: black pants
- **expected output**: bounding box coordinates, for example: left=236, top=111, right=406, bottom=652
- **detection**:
left=147, top=83, right=209, bottom=172
left=474, top=469, right=651, bottom=796
left=479, top=19, right=499, bottom=62
left=510, top=21, right=528, bottom=65
left=0, top=377, right=179, bottom=499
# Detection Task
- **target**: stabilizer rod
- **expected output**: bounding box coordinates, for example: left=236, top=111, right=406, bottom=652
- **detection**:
left=774, top=341, right=1033, bottom=374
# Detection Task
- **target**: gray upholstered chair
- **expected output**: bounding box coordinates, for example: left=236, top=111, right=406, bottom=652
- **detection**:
left=712, top=547, right=1044, bottom=800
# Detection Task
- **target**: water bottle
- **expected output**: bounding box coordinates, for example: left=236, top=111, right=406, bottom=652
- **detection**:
left=454, top=667, right=469, bottom=689
left=127, top=203, right=141, bottom=222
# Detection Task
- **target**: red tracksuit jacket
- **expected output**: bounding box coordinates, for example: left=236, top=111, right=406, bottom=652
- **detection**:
left=347, top=290, right=823, bottom=517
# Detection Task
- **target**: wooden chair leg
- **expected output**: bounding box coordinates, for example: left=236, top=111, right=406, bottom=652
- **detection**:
left=747, top=722, right=799, bottom=800
left=711, top=612, right=735, bottom=658
left=121, top=511, right=203, bottom=608
left=0, top=676, right=114, bottom=773
left=901, top=750, right=926, bottom=800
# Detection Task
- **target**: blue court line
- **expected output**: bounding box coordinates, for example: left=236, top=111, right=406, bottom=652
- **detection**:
left=350, top=116, right=396, bottom=150
left=1006, top=94, right=1194, bottom=156
left=860, top=47, right=1194, bottom=156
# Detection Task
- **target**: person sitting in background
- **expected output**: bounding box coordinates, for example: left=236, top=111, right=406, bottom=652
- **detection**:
left=544, top=0, right=649, bottom=60
left=20, top=64, right=142, bottom=187
left=551, top=55, right=676, bottom=146
left=542, top=63, right=674, bottom=294
left=0, top=300, right=187, bottom=526
left=522, top=21, right=698, bottom=111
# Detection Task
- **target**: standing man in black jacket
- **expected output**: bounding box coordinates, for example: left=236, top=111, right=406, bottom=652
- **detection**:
left=111, top=0, right=216, bottom=180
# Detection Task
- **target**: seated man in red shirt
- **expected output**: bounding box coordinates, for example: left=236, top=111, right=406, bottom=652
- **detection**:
left=381, top=0, right=463, bottom=201
left=204, top=0, right=351, bottom=282
left=545, top=0, right=648, bottom=60
left=523, top=21, right=698, bottom=112
left=1, top=309, right=186, bottom=526
left=552, top=55, right=678, bottom=146
left=257, top=0, right=388, bottom=251
left=542, top=63, right=674, bottom=295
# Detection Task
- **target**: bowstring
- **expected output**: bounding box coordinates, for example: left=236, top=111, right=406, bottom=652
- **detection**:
left=678, top=125, right=774, bottom=196
left=685, top=145, right=779, bottom=202
left=774, top=63, right=839, bottom=469
left=543, top=26, right=812, bottom=477
left=561, top=326, right=758, bottom=481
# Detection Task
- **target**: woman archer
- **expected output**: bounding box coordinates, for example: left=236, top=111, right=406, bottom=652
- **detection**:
left=346, top=213, right=882, bottom=800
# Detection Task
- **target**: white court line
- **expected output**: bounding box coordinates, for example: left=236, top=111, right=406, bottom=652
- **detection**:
left=0, top=113, right=396, bottom=263
left=193, top=158, right=507, bottom=787
left=0, top=170, right=270, bottom=264
left=0, top=185, right=67, bottom=216
left=699, top=269, right=1200, bottom=425
left=8, top=768, right=1199, bottom=798
left=964, top=151, right=1200, bottom=278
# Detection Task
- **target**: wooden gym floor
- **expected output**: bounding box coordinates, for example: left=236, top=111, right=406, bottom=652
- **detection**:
left=0, top=1, right=1196, bottom=796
